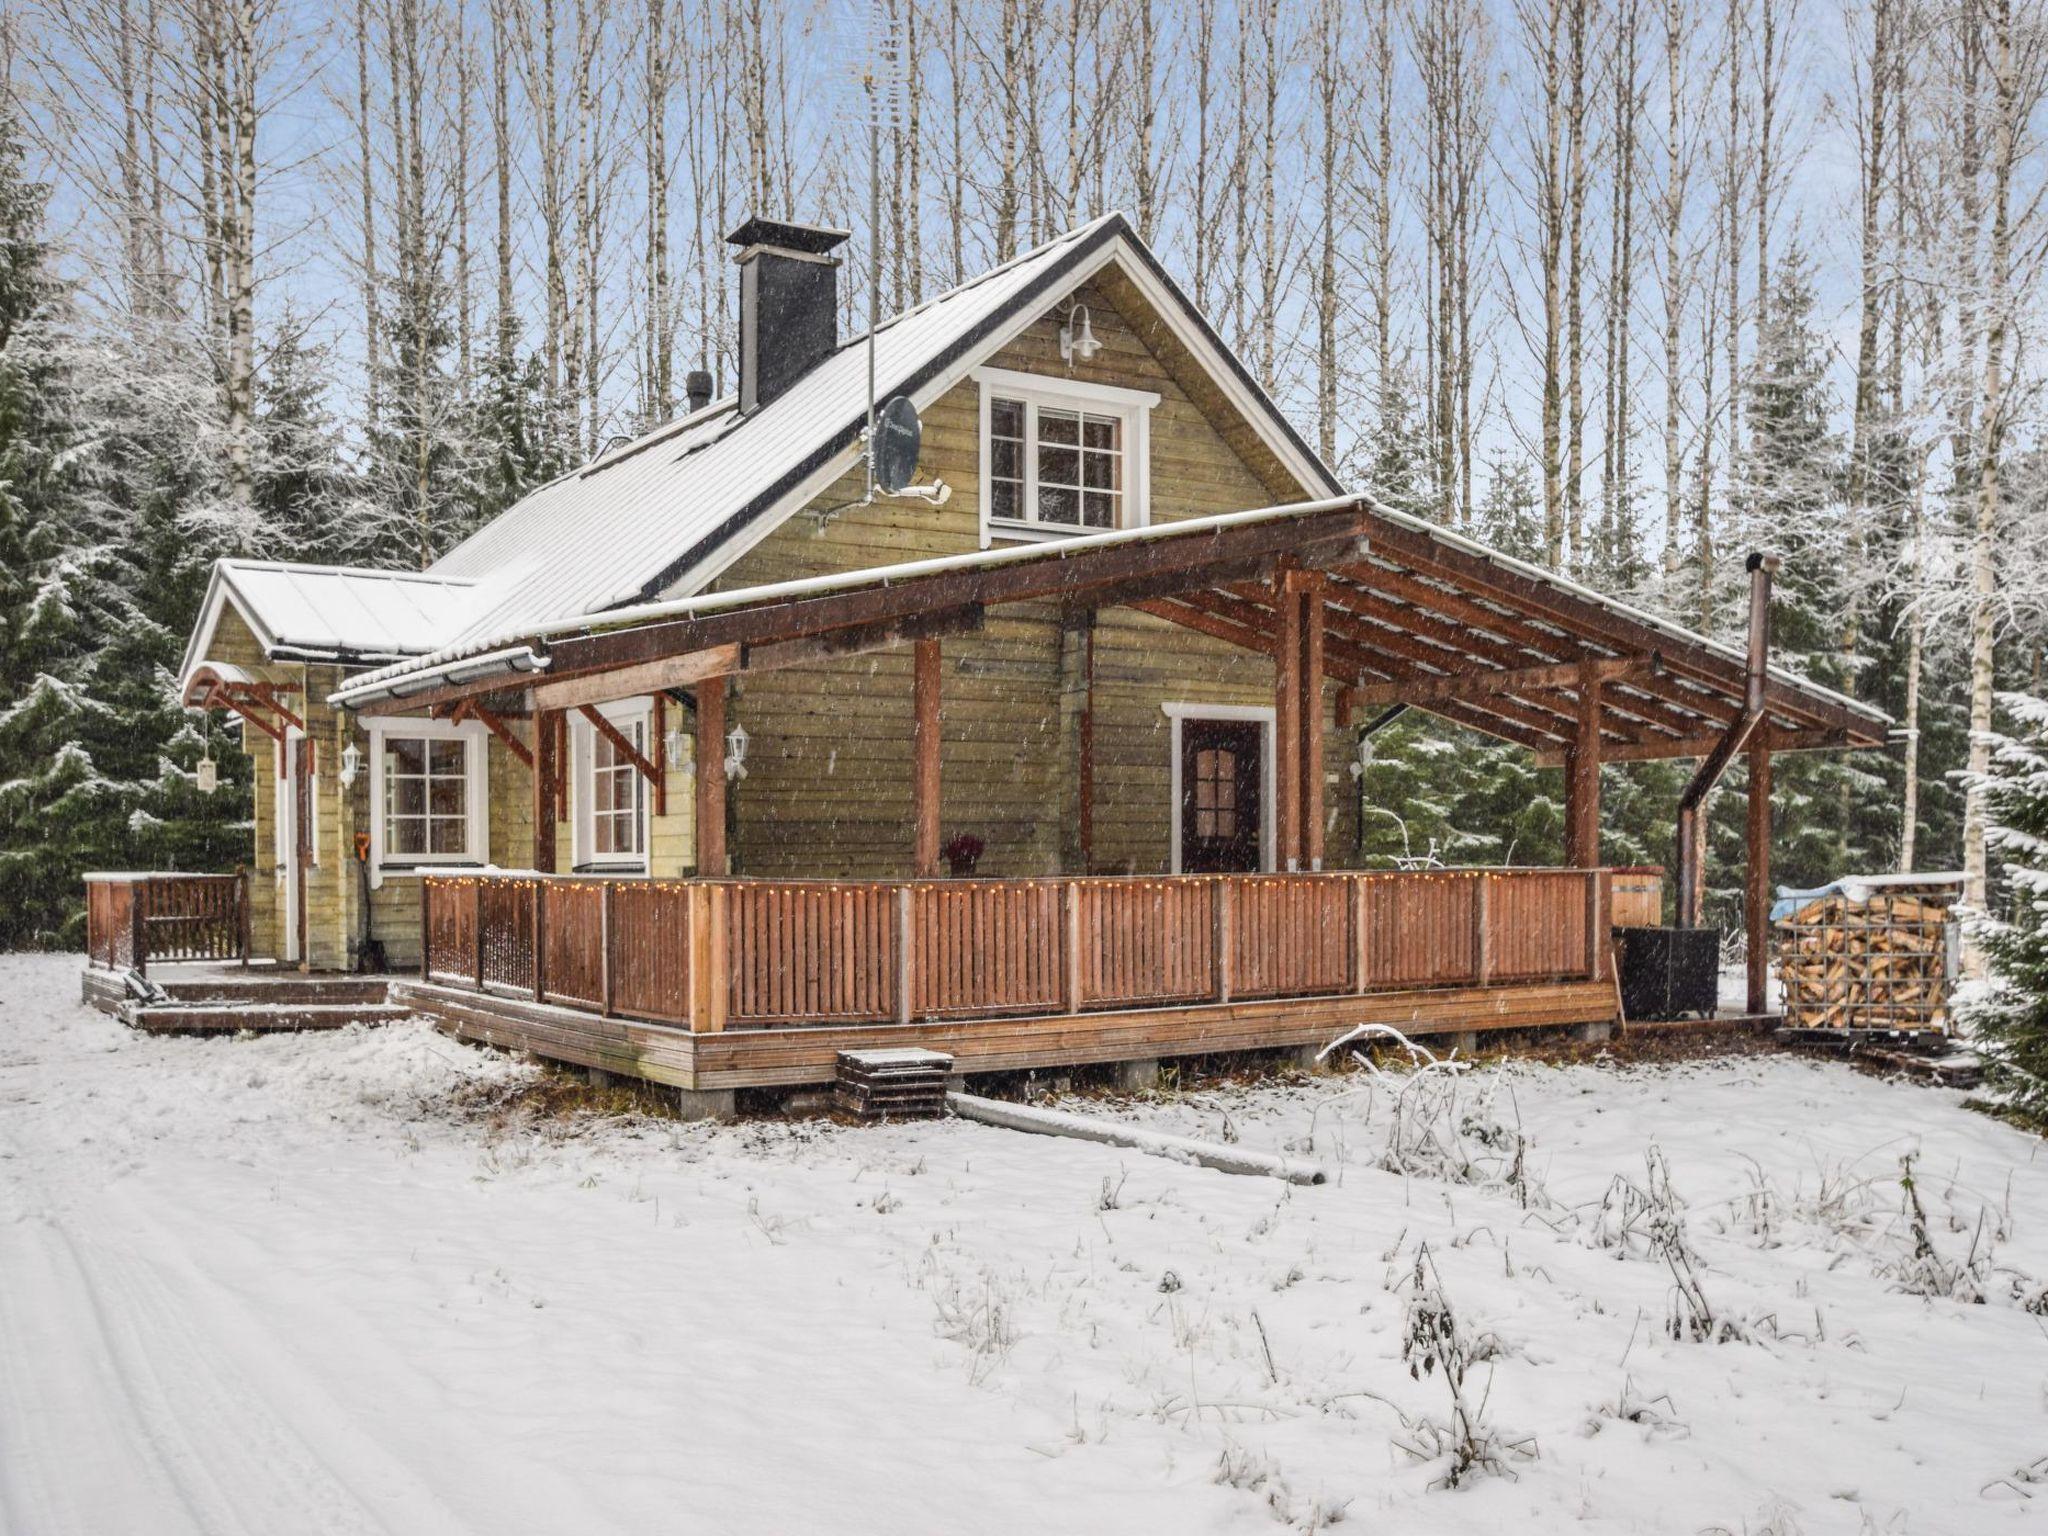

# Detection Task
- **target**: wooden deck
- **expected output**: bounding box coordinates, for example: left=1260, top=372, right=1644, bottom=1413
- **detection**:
left=397, top=867, right=1624, bottom=1091
left=80, top=961, right=408, bottom=1034
left=392, top=974, right=1619, bottom=1090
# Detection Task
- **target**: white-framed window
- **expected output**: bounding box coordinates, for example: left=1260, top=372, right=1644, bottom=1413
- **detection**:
left=972, top=366, right=1157, bottom=545
left=571, top=700, right=652, bottom=872
left=367, top=717, right=489, bottom=882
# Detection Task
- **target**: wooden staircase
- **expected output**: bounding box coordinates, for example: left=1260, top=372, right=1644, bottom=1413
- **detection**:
left=81, top=966, right=409, bottom=1034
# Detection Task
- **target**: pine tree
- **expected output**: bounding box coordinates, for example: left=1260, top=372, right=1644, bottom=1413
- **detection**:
left=1958, top=691, right=2048, bottom=1121
left=0, top=111, right=245, bottom=947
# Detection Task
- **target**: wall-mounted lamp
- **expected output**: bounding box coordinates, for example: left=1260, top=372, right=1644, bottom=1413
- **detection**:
left=724, top=721, right=750, bottom=780
left=665, top=724, right=690, bottom=767
left=1058, top=303, right=1101, bottom=366
left=338, top=741, right=362, bottom=787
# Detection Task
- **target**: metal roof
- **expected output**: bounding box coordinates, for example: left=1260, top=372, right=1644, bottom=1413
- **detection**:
left=422, top=213, right=1153, bottom=654
left=179, top=560, right=481, bottom=690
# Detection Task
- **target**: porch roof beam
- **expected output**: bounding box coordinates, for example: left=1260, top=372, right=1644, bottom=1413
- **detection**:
left=1136, top=591, right=1565, bottom=755
left=1347, top=654, right=1658, bottom=711
left=1354, top=520, right=1878, bottom=741
left=576, top=704, right=662, bottom=789
left=542, top=501, right=1379, bottom=680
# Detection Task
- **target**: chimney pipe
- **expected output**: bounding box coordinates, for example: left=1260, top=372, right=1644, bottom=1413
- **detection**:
left=684, top=369, right=712, bottom=413
left=727, top=217, right=851, bottom=414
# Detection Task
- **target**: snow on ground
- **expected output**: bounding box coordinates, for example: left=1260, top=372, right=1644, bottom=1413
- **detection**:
left=3, top=952, right=2046, bottom=1535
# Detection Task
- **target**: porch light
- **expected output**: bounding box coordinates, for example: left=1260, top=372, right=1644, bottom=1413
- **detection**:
left=338, top=741, right=362, bottom=787
left=1058, top=303, right=1101, bottom=366
left=724, top=721, right=750, bottom=780
left=665, top=724, right=690, bottom=768
left=195, top=755, right=218, bottom=794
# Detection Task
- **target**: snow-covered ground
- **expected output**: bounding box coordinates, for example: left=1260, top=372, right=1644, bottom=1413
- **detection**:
left=3, top=952, right=2044, bottom=1535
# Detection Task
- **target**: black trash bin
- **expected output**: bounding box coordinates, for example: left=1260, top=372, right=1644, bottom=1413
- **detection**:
left=1613, top=926, right=1721, bottom=1021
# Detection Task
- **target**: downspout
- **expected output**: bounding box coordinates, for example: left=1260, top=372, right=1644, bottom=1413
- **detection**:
left=1675, top=552, right=1777, bottom=928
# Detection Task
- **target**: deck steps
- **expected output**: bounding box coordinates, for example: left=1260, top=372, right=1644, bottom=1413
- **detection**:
left=154, top=975, right=394, bottom=1007
left=119, top=1000, right=413, bottom=1034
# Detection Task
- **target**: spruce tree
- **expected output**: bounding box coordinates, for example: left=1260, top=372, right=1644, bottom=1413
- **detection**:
left=1958, top=691, right=2048, bottom=1121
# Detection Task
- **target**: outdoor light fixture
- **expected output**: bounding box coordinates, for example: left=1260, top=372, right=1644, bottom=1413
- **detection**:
left=1350, top=733, right=1376, bottom=780
left=195, top=755, right=218, bottom=794
left=724, top=721, right=750, bottom=780
left=1058, top=303, right=1101, bottom=366
left=665, top=724, right=690, bottom=768
left=338, top=740, right=362, bottom=787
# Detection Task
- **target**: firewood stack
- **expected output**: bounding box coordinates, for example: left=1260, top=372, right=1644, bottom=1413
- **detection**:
left=834, top=1048, right=955, bottom=1122
left=1774, top=890, right=1955, bottom=1036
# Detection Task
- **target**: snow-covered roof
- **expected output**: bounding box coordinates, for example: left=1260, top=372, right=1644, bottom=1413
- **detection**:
left=417, top=211, right=1336, bottom=658
left=179, top=559, right=483, bottom=690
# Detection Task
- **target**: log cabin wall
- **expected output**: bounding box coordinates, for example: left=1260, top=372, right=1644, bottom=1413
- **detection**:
left=707, top=277, right=1356, bottom=878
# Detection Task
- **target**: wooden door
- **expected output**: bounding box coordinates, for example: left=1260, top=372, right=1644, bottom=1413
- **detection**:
left=1180, top=720, right=1263, bottom=873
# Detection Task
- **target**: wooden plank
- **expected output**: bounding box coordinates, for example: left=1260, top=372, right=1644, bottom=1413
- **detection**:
left=533, top=709, right=558, bottom=873
left=1567, top=661, right=1603, bottom=867
left=1298, top=580, right=1326, bottom=870
left=532, top=643, right=743, bottom=712
left=1273, top=575, right=1301, bottom=870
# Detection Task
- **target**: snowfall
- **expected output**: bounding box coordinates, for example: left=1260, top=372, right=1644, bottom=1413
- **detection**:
left=4, top=955, right=2048, bottom=1534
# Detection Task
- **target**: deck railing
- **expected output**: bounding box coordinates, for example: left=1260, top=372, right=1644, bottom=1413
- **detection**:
left=83, top=872, right=251, bottom=975
left=420, top=868, right=1612, bottom=1032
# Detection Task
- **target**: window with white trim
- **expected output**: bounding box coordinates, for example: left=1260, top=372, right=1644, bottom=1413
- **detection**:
left=572, top=702, right=652, bottom=871
left=367, top=719, right=489, bottom=880
left=973, top=367, right=1157, bottom=543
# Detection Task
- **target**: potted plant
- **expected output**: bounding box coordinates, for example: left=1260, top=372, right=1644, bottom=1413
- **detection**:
left=943, top=832, right=986, bottom=878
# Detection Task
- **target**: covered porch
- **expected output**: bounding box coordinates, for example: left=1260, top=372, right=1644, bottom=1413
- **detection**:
left=323, top=495, right=1885, bottom=1102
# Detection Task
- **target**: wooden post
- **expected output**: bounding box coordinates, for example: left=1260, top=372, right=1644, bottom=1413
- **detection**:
left=599, top=880, right=615, bottom=1016
left=472, top=878, right=485, bottom=992
left=131, top=878, right=148, bottom=979
left=651, top=693, right=668, bottom=817
left=1078, top=621, right=1095, bottom=873
left=1214, top=879, right=1235, bottom=1003
left=1273, top=577, right=1302, bottom=871
left=1473, top=874, right=1492, bottom=985
left=1062, top=881, right=1084, bottom=1012
left=895, top=884, right=915, bottom=1023
left=1350, top=875, right=1369, bottom=994
left=1566, top=662, right=1603, bottom=869
left=687, top=883, right=724, bottom=1032
left=913, top=637, right=942, bottom=877
left=1299, top=582, right=1326, bottom=871
left=418, top=877, right=433, bottom=979
left=1746, top=727, right=1772, bottom=1015
left=696, top=677, right=728, bottom=876
left=532, top=710, right=558, bottom=874
left=238, top=866, right=252, bottom=966
left=531, top=880, right=547, bottom=1003
left=1586, top=871, right=1607, bottom=981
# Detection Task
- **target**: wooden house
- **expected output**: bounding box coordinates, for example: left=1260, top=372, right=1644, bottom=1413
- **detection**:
left=87, top=214, right=1889, bottom=1113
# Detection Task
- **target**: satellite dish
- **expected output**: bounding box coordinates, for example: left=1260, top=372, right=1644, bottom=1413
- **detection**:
left=872, top=395, right=922, bottom=494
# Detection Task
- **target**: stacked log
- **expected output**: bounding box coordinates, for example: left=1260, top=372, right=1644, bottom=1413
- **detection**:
left=835, top=1048, right=954, bottom=1122
left=1774, top=893, right=1953, bottom=1035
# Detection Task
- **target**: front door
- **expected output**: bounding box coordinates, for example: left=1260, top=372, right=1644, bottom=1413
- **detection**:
left=1179, top=719, right=1263, bottom=873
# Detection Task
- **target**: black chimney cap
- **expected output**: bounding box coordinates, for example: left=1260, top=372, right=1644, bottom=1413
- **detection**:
left=726, top=217, right=851, bottom=257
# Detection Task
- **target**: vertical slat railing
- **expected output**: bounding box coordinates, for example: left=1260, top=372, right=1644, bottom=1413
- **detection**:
left=417, top=866, right=1613, bottom=1034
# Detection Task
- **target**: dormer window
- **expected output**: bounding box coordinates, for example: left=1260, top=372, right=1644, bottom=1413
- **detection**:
left=973, top=366, right=1157, bottom=544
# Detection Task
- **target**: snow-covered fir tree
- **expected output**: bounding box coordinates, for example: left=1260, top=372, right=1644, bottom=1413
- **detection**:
left=1959, top=692, right=2048, bottom=1120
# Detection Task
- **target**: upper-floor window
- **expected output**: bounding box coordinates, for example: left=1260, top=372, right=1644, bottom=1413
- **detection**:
left=972, top=366, right=1158, bottom=544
